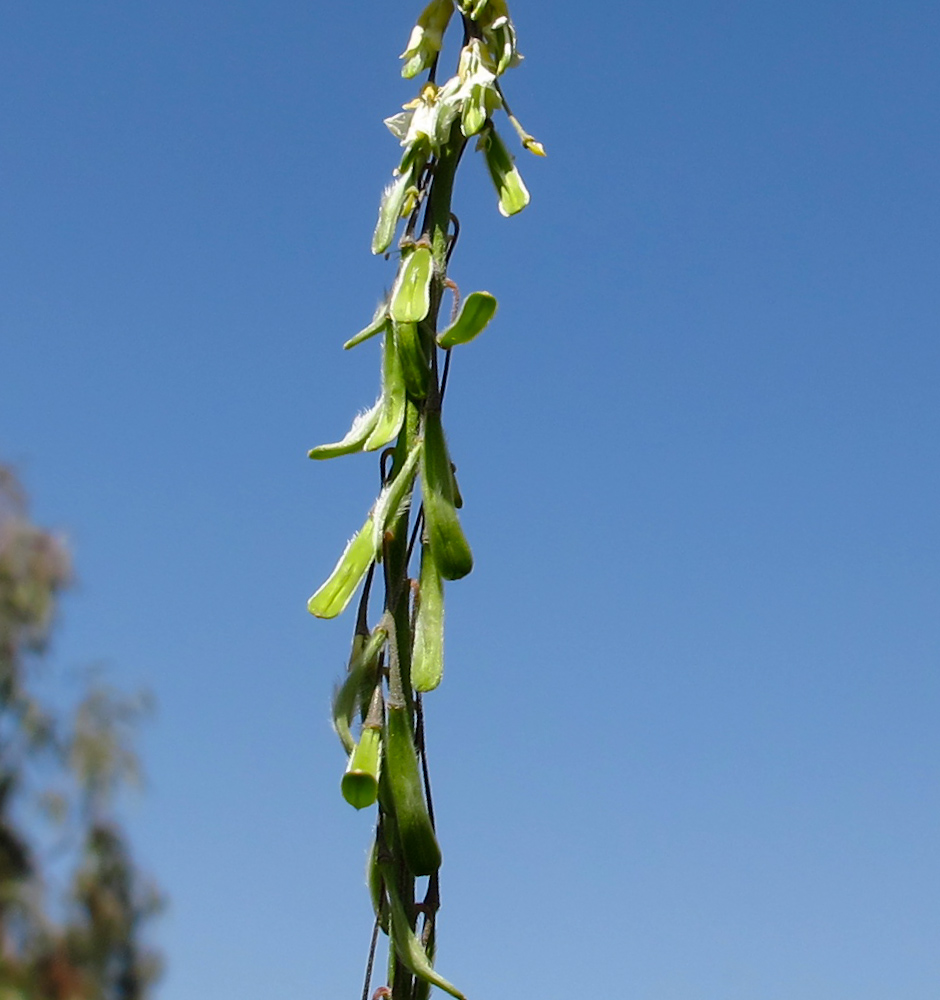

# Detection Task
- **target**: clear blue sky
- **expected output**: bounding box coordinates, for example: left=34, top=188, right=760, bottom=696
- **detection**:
left=3, top=1, right=939, bottom=998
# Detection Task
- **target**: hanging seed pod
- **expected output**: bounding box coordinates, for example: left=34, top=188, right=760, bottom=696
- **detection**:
left=373, top=172, right=412, bottom=257
left=309, top=439, right=419, bottom=620
left=307, top=399, right=381, bottom=460
left=412, top=544, right=444, bottom=692
left=374, top=147, right=426, bottom=256
left=344, top=305, right=389, bottom=351
left=412, top=921, right=437, bottom=1000
left=307, top=517, right=377, bottom=619
left=332, top=626, right=386, bottom=753
left=384, top=704, right=442, bottom=875
left=379, top=859, right=466, bottom=1000
left=478, top=124, right=529, bottom=216
left=342, top=684, right=385, bottom=809
left=364, top=326, right=407, bottom=451
left=421, top=408, right=473, bottom=580
left=342, top=727, right=381, bottom=809
left=394, top=320, right=430, bottom=399
left=437, top=290, right=498, bottom=348
left=390, top=246, right=434, bottom=323
left=372, top=442, right=421, bottom=547
left=366, top=837, right=389, bottom=934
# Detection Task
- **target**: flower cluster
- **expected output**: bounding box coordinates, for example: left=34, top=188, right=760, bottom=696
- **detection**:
left=374, top=0, right=544, bottom=254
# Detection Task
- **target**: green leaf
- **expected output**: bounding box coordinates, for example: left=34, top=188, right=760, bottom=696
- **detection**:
left=437, top=290, right=498, bottom=348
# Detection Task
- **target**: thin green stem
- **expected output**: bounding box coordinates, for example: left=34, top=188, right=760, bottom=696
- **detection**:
left=383, top=129, right=466, bottom=1000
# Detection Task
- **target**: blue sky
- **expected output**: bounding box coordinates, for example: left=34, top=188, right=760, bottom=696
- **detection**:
left=2, top=1, right=939, bottom=998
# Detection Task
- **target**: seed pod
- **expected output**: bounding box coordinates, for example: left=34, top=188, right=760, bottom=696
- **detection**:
left=390, top=246, right=434, bottom=323
left=372, top=442, right=421, bottom=549
left=341, top=727, right=381, bottom=809
left=421, top=409, right=473, bottom=580
left=384, top=703, right=441, bottom=876
left=332, top=627, right=387, bottom=753
left=479, top=124, right=529, bottom=216
left=412, top=922, right=436, bottom=1000
left=307, top=516, right=376, bottom=619
left=412, top=544, right=444, bottom=692
left=307, top=399, right=381, bottom=460
left=344, top=305, right=389, bottom=351
left=373, top=172, right=411, bottom=257
left=309, top=441, right=419, bottom=619
left=341, top=683, right=384, bottom=809
left=364, top=326, right=407, bottom=451
left=394, top=320, right=430, bottom=400
left=366, top=838, right=389, bottom=934
left=378, top=859, right=466, bottom=1000
left=437, top=290, right=498, bottom=348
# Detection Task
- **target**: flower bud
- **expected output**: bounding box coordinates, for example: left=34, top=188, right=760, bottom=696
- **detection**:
left=400, top=0, right=454, bottom=80
left=478, top=124, right=529, bottom=216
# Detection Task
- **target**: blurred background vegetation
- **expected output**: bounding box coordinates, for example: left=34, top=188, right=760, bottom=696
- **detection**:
left=0, top=465, right=160, bottom=1000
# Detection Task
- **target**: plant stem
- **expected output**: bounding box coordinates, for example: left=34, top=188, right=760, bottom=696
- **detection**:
left=384, top=131, right=466, bottom=1000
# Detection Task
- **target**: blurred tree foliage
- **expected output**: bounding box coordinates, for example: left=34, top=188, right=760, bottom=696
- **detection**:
left=0, top=466, right=161, bottom=1000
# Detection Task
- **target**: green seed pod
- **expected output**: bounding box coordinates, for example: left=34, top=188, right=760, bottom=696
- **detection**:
left=342, top=726, right=381, bottom=809
left=478, top=124, right=530, bottom=216
left=384, top=704, right=442, bottom=876
left=412, top=922, right=436, bottom=1000
left=307, top=516, right=377, bottom=619
left=344, top=305, right=389, bottom=351
left=412, top=544, right=444, bottom=693
left=421, top=409, right=473, bottom=580
left=394, top=320, right=430, bottom=399
left=309, top=437, right=419, bottom=619
left=373, top=172, right=411, bottom=256
left=378, top=859, right=466, bottom=1000
left=390, top=246, right=434, bottom=323
left=307, top=399, right=381, bottom=460
left=372, top=442, right=422, bottom=549
left=332, top=627, right=386, bottom=753
left=364, top=325, right=407, bottom=451
left=332, top=634, right=365, bottom=754
left=436, top=290, right=498, bottom=348
left=366, top=838, right=389, bottom=934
